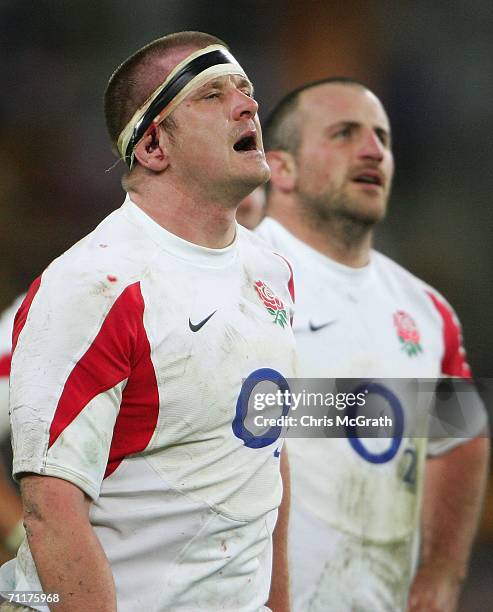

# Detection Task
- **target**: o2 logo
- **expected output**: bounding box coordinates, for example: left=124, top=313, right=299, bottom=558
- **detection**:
left=346, top=382, right=404, bottom=464
left=232, top=368, right=290, bottom=448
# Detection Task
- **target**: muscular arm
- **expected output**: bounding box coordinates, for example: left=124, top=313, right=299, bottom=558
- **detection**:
left=407, top=435, right=489, bottom=612
left=20, top=474, right=116, bottom=612
left=266, top=448, right=291, bottom=612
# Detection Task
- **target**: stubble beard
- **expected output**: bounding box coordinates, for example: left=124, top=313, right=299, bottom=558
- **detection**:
left=298, top=186, right=388, bottom=249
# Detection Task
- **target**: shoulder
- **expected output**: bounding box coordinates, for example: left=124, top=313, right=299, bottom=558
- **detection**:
left=373, top=251, right=441, bottom=306
left=13, top=207, right=157, bottom=356
left=240, top=223, right=293, bottom=273
left=254, top=219, right=318, bottom=287
left=372, top=250, right=427, bottom=288
left=373, top=251, right=471, bottom=377
left=372, top=251, right=454, bottom=313
left=239, top=224, right=294, bottom=300
left=255, top=217, right=291, bottom=252
left=39, top=206, right=156, bottom=306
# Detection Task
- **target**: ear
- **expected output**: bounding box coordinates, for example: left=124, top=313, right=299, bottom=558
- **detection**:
left=133, top=128, right=169, bottom=172
left=266, top=150, right=297, bottom=193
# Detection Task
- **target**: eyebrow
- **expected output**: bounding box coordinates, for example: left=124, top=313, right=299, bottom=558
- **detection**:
left=329, top=120, right=391, bottom=139
left=197, top=76, right=254, bottom=95
left=236, top=76, right=254, bottom=95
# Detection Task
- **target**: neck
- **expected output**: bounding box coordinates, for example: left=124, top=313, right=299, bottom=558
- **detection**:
left=127, top=178, right=238, bottom=249
left=268, top=193, right=373, bottom=268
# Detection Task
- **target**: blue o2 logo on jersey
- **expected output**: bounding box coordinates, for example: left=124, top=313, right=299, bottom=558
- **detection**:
left=346, top=382, right=404, bottom=464
left=232, top=368, right=290, bottom=449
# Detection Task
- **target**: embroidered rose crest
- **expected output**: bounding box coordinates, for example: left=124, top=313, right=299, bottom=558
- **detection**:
left=254, top=281, right=288, bottom=328
left=393, top=310, right=422, bottom=357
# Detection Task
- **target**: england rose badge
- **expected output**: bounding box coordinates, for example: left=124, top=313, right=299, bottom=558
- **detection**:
left=393, top=310, right=422, bottom=356
left=254, top=280, right=288, bottom=328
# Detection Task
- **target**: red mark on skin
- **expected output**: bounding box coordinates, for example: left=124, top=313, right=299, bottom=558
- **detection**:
left=107, top=275, right=117, bottom=282
left=220, top=540, right=227, bottom=552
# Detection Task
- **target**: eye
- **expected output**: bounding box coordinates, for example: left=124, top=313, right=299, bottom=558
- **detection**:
left=376, top=129, right=390, bottom=147
left=204, top=91, right=221, bottom=100
left=334, top=125, right=353, bottom=139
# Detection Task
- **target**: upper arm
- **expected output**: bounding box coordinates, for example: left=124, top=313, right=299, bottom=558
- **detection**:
left=426, top=291, right=488, bottom=455
left=20, top=474, right=91, bottom=527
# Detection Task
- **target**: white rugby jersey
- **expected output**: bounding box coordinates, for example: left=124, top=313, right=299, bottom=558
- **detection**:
left=257, top=217, right=476, bottom=611
left=1, top=199, right=296, bottom=612
left=0, top=294, right=25, bottom=439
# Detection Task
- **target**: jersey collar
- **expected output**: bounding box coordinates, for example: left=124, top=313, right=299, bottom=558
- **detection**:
left=122, top=195, right=238, bottom=268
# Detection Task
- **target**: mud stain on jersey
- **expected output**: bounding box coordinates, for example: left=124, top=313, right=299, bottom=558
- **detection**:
left=89, top=279, right=118, bottom=299
left=220, top=324, right=247, bottom=358
left=308, top=536, right=412, bottom=611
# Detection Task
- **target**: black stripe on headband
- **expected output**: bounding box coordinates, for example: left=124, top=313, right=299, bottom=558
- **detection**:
left=125, top=49, right=234, bottom=166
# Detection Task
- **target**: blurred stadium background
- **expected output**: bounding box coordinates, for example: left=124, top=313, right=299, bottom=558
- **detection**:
left=1, top=2, right=492, bottom=609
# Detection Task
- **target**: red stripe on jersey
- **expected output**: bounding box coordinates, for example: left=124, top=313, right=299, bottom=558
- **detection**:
left=48, top=282, right=159, bottom=480
left=427, top=291, right=472, bottom=378
left=12, top=276, right=42, bottom=352
left=0, top=353, right=11, bottom=377
left=104, top=300, right=159, bottom=479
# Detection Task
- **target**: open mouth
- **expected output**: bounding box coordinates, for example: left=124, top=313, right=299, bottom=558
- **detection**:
left=233, top=132, right=257, bottom=152
left=352, top=172, right=383, bottom=186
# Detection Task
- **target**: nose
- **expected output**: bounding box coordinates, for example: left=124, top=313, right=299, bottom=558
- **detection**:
left=231, top=90, right=259, bottom=121
left=358, top=129, right=385, bottom=162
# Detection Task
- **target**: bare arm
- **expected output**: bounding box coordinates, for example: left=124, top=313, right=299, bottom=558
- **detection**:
left=407, top=435, right=489, bottom=612
left=20, top=474, right=116, bottom=612
left=266, top=448, right=291, bottom=612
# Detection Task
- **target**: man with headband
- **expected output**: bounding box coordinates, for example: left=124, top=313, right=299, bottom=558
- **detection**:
left=0, top=32, right=294, bottom=612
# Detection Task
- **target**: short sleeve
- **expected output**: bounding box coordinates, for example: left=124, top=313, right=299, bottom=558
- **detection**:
left=10, top=274, right=148, bottom=499
left=427, top=291, right=471, bottom=378
left=426, top=291, right=487, bottom=455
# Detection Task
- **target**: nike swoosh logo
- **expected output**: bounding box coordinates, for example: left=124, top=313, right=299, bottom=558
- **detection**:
left=309, top=320, right=335, bottom=332
left=189, top=310, right=217, bottom=332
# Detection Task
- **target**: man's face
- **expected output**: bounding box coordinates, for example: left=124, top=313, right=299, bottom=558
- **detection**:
left=159, top=48, right=270, bottom=201
left=294, top=83, right=394, bottom=225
